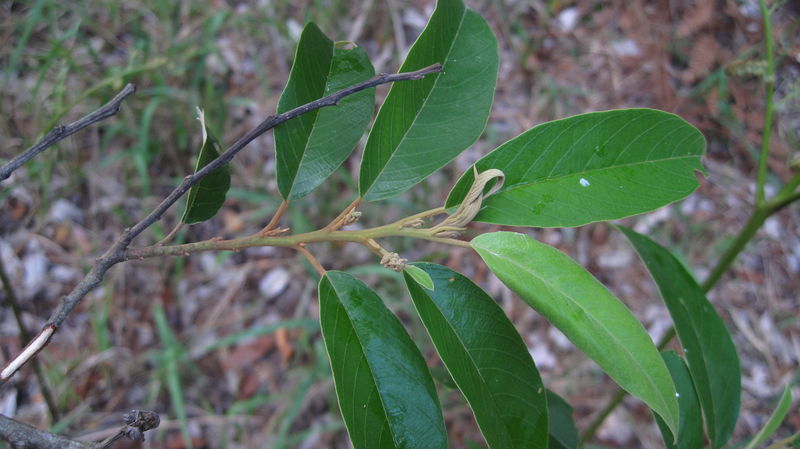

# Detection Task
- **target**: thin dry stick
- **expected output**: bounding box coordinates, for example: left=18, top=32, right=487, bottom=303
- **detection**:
left=0, top=84, right=136, bottom=181
left=0, top=63, right=443, bottom=384
left=0, top=256, right=60, bottom=422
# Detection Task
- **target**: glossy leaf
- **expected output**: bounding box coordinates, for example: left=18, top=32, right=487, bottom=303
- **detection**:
left=182, top=109, right=231, bottom=224
left=446, top=109, right=706, bottom=227
left=656, top=351, right=704, bottom=449
left=547, top=390, right=578, bottom=449
left=319, top=271, right=446, bottom=449
left=275, top=23, right=375, bottom=200
left=404, top=263, right=547, bottom=449
left=742, top=384, right=793, bottom=449
left=618, top=226, right=740, bottom=448
left=359, top=0, right=498, bottom=201
left=471, top=231, right=679, bottom=435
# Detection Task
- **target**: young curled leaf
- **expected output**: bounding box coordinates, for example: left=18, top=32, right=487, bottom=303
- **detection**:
left=431, top=168, right=503, bottom=237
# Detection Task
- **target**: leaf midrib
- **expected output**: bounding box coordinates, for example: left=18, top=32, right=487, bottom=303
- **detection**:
left=495, top=153, right=702, bottom=195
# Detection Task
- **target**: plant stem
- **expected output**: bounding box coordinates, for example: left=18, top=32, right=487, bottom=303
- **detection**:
left=578, top=388, right=627, bottom=447
left=126, top=218, right=470, bottom=260
left=261, top=200, right=288, bottom=235
left=581, top=3, right=791, bottom=442
left=324, top=197, right=362, bottom=231
left=0, top=84, right=136, bottom=181
left=755, top=0, right=775, bottom=206
left=0, top=63, right=443, bottom=384
left=296, top=244, right=326, bottom=276
left=0, top=257, right=60, bottom=422
left=581, top=186, right=799, bottom=445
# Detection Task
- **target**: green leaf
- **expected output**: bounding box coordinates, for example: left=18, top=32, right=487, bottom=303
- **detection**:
left=404, top=263, right=548, bottom=449
left=655, top=351, right=704, bottom=449
left=182, top=108, right=231, bottom=224
left=319, top=271, right=446, bottom=449
left=742, top=385, right=793, bottom=449
left=275, top=23, right=375, bottom=200
left=404, top=265, right=434, bottom=290
left=618, top=226, right=740, bottom=448
left=546, top=390, right=578, bottom=449
left=446, top=109, right=706, bottom=227
left=471, top=231, right=679, bottom=435
left=359, top=0, right=498, bottom=201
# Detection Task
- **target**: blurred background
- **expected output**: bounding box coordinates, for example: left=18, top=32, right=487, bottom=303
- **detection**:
left=0, top=0, right=798, bottom=447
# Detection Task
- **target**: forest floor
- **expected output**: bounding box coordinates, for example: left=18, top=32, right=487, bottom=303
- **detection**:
left=0, top=1, right=798, bottom=448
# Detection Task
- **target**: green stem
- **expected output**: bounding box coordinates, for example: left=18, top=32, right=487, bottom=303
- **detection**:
left=581, top=4, right=790, bottom=443
left=578, top=388, right=627, bottom=447
left=127, top=216, right=470, bottom=260
left=580, top=195, right=792, bottom=445
left=755, top=0, right=775, bottom=205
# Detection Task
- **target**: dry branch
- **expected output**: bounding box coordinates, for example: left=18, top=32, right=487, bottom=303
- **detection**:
left=0, top=84, right=136, bottom=181
left=0, top=63, right=443, bottom=385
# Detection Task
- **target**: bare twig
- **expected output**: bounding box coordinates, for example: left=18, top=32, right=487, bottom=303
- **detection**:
left=94, top=410, right=161, bottom=448
left=0, top=84, right=136, bottom=181
left=0, top=63, right=443, bottom=384
left=0, top=414, right=92, bottom=449
left=0, top=257, right=59, bottom=422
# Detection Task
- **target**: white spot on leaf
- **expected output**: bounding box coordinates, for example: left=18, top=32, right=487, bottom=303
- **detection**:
left=579, top=178, right=590, bottom=187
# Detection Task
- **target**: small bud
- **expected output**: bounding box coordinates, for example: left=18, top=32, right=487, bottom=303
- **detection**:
left=341, top=210, right=362, bottom=226
left=380, top=252, right=407, bottom=271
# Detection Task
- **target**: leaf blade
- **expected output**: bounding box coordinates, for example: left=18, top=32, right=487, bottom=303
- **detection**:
left=275, top=23, right=375, bottom=200
left=546, top=390, right=579, bottom=449
left=182, top=109, right=231, bottom=224
left=319, top=271, right=446, bottom=449
left=446, top=109, right=706, bottom=227
left=471, top=231, right=679, bottom=435
left=655, top=351, right=704, bottom=449
left=618, top=226, right=741, bottom=448
left=359, top=0, right=498, bottom=201
left=404, top=263, right=548, bottom=449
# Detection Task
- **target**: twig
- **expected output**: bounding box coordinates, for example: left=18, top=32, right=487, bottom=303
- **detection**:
left=0, top=63, right=443, bottom=384
left=0, top=84, right=136, bottom=181
left=94, top=410, right=160, bottom=448
left=260, top=200, right=288, bottom=235
left=296, top=244, right=326, bottom=276
left=156, top=221, right=183, bottom=246
left=0, top=414, right=91, bottom=449
left=0, top=257, right=60, bottom=422
left=323, top=197, right=362, bottom=232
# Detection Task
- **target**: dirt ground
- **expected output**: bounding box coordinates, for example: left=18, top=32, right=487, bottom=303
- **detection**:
left=0, top=1, right=798, bottom=448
